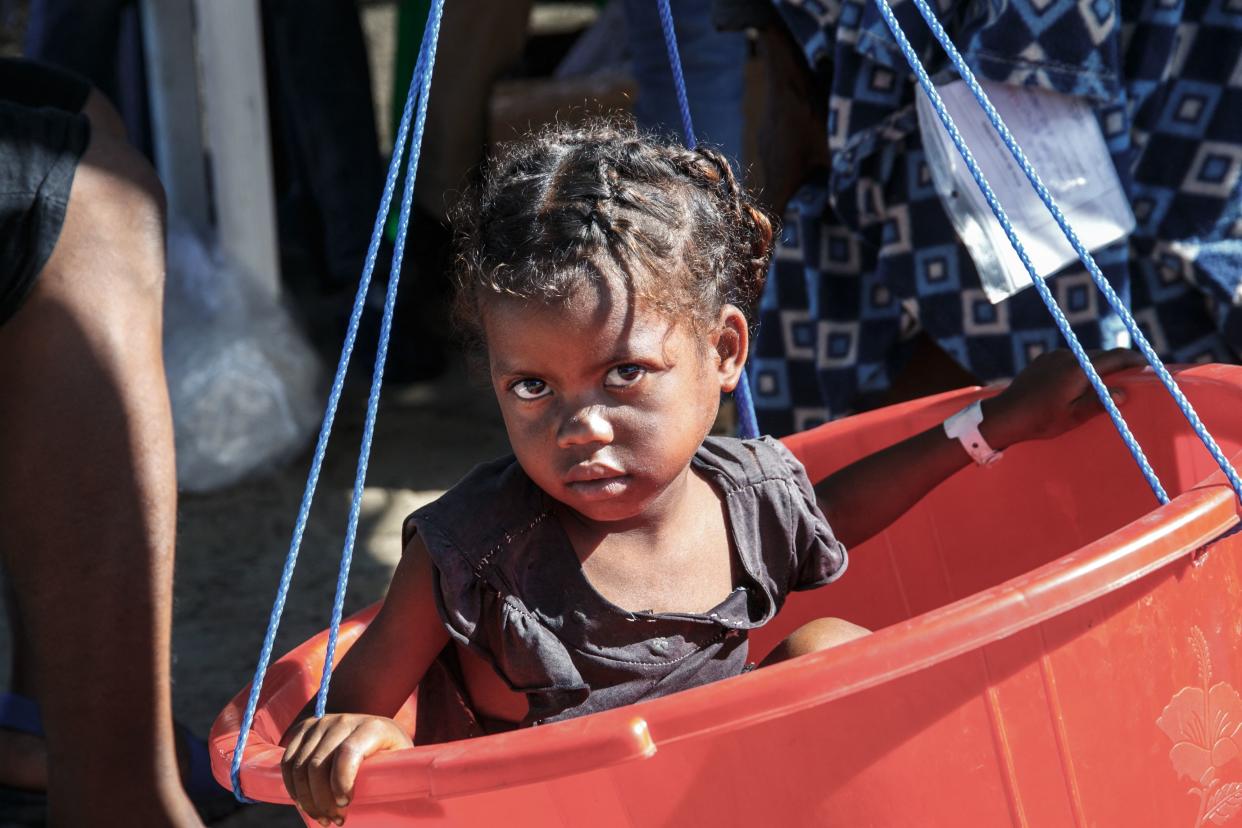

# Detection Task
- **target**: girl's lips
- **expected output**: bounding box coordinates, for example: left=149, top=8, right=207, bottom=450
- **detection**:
left=564, top=475, right=631, bottom=500
left=564, top=462, right=625, bottom=484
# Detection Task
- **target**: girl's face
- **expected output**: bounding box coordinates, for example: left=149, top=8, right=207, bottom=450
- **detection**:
left=482, top=277, right=748, bottom=526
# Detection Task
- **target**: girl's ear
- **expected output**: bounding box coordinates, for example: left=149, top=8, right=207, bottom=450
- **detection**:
left=711, top=305, right=750, bottom=393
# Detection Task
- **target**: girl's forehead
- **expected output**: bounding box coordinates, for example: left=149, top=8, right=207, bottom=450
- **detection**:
left=481, top=289, right=699, bottom=370
left=484, top=290, right=664, bottom=340
left=483, top=276, right=642, bottom=329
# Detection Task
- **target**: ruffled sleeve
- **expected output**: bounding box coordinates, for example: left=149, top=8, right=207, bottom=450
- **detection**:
left=767, top=438, right=850, bottom=592
left=402, top=458, right=589, bottom=725
left=695, top=437, right=849, bottom=620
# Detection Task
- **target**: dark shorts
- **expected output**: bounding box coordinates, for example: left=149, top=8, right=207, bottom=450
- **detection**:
left=0, top=58, right=91, bottom=328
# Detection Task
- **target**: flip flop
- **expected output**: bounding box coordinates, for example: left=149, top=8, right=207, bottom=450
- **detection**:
left=0, top=692, right=240, bottom=824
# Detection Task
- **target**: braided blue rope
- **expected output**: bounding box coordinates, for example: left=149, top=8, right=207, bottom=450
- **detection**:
left=315, top=0, right=446, bottom=718
left=656, top=0, right=697, bottom=151
left=877, top=0, right=1242, bottom=503
left=227, top=0, right=444, bottom=801
left=869, top=0, right=1167, bottom=502
left=733, top=361, right=760, bottom=438
left=656, top=0, right=760, bottom=439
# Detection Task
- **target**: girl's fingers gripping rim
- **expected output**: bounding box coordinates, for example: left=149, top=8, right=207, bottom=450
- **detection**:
left=285, top=717, right=340, bottom=822
left=281, top=718, right=317, bottom=808
left=304, top=719, right=364, bottom=823
left=1068, top=385, right=1128, bottom=424
left=1090, top=347, right=1147, bottom=376
left=328, top=720, right=395, bottom=809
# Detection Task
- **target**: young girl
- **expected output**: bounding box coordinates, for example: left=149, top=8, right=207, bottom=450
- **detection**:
left=281, top=122, right=1142, bottom=825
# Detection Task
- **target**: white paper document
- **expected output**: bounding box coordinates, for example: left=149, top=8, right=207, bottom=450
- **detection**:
left=915, top=79, right=1135, bottom=303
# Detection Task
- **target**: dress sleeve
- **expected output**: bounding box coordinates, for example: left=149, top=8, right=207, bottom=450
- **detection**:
left=403, top=509, right=590, bottom=724
left=1183, top=245, right=1242, bottom=356
left=768, top=438, right=850, bottom=592
left=403, top=513, right=487, bottom=648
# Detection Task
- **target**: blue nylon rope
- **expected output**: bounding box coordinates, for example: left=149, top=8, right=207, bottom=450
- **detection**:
left=314, top=0, right=445, bottom=719
left=873, top=0, right=1242, bottom=505
left=656, top=0, right=697, bottom=151
left=228, top=0, right=445, bottom=801
left=732, top=354, right=760, bottom=438
left=657, top=0, right=760, bottom=439
left=869, top=0, right=1167, bottom=503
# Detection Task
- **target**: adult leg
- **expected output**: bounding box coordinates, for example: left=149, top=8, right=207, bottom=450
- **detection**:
left=0, top=89, right=201, bottom=826
left=760, top=618, right=870, bottom=667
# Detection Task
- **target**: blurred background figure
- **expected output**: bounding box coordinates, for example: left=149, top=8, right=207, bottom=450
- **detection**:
left=623, top=0, right=746, bottom=171
left=746, top=0, right=1242, bottom=435
left=23, top=0, right=153, bottom=156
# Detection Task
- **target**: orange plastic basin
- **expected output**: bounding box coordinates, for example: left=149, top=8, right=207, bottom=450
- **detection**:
left=211, top=365, right=1242, bottom=826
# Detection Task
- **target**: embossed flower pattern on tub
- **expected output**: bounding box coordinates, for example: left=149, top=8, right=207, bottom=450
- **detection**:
left=1158, top=626, right=1242, bottom=826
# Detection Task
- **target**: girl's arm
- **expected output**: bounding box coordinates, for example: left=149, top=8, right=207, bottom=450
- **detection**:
left=281, top=533, right=449, bottom=824
left=815, top=415, right=981, bottom=550
left=314, top=533, right=448, bottom=716
left=815, top=349, right=1145, bottom=549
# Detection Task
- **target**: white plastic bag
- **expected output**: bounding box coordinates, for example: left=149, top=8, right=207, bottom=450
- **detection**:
left=163, top=218, right=324, bottom=492
left=916, top=79, right=1136, bottom=303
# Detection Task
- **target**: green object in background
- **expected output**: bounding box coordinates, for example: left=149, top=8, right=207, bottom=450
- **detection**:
left=386, top=0, right=431, bottom=242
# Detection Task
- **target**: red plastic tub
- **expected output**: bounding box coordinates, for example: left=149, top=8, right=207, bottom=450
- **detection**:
left=211, top=364, right=1242, bottom=826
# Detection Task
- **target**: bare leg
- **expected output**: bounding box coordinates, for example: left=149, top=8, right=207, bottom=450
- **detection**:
left=0, top=91, right=201, bottom=826
left=760, top=618, right=871, bottom=667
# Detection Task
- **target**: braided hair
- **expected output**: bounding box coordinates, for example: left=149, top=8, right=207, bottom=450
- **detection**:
left=453, top=119, right=774, bottom=347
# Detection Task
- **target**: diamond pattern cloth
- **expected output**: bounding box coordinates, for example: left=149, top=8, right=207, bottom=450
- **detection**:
left=753, top=0, right=1242, bottom=435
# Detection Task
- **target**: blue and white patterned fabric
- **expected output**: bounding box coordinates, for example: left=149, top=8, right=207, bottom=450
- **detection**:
left=752, top=0, right=1242, bottom=435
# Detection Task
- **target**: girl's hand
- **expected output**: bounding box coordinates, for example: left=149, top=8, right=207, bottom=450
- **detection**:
left=281, top=713, right=413, bottom=826
left=980, top=348, right=1147, bottom=449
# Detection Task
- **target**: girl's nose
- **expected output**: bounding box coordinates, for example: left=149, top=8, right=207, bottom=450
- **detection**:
left=557, top=405, right=615, bottom=448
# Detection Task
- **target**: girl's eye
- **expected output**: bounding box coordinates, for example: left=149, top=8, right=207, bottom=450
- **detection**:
left=605, top=364, right=646, bottom=388
left=511, top=379, right=550, bottom=400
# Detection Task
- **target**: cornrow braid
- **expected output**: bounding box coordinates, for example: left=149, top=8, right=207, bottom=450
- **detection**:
left=659, top=143, right=774, bottom=318
left=452, top=118, right=776, bottom=349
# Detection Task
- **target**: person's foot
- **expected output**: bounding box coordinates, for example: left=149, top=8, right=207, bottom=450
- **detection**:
left=0, top=729, right=46, bottom=791
left=0, top=694, right=239, bottom=824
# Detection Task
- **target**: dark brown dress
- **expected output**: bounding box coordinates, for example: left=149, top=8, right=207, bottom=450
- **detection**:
left=403, top=436, right=847, bottom=744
